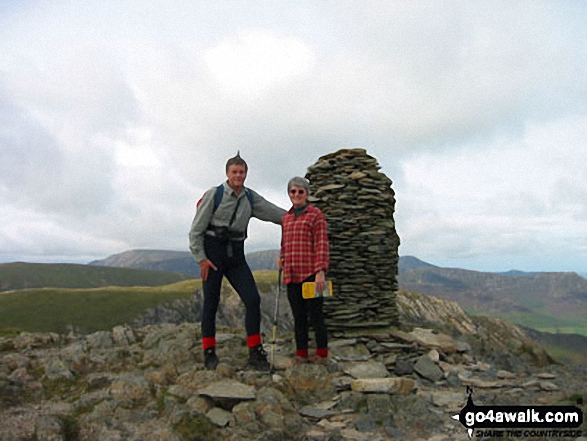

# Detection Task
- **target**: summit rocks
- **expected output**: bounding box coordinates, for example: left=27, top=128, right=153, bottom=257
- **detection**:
left=1, top=290, right=586, bottom=440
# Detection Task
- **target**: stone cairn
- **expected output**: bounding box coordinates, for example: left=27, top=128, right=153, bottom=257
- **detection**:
left=305, top=148, right=400, bottom=334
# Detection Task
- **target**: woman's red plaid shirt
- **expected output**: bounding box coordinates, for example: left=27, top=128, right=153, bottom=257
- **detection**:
left=280, top=204, right=329, bottom=284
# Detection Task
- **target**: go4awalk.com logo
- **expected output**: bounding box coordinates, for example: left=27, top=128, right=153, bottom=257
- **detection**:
left=452, top=387, right=584, bottom=439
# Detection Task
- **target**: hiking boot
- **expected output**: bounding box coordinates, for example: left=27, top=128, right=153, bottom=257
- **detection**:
left=293, top=355, right=309, bottom=365
left=204, top=348, right=219, bottom=370
left=247, top=344, right=270, bottom=371
left=312, top=355, right=328, bottom=366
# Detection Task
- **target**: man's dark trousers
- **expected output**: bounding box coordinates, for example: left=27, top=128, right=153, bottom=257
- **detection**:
left=201, top=235, right=262, bottom=349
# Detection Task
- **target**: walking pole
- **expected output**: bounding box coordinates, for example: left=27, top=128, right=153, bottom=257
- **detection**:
left=270, top=268, right=282, bottom=373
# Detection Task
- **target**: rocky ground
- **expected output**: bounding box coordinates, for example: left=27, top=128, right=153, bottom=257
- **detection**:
left=1, top=318, right=585, bottom=441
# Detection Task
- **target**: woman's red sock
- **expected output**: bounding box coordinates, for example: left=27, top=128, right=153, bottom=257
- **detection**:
left=316, top=348, right=328, bottom=358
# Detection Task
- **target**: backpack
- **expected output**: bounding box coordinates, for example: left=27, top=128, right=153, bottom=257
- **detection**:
left=197, top=184, right=254, bottom=213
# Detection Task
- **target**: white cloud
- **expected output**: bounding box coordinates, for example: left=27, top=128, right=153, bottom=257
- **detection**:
left=0, top=201, right=127, bottom=263
left=205, top=30, right=315, bottom=98
left=1, top=0, right=586, bottom=272
left=396, top=115, right=587, bottom=271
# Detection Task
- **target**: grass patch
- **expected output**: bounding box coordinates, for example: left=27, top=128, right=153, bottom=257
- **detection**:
left=558, top=393, right=584, bottom=405
left=41, top=377, right=88, bottom=401
left=479, top=310, right=587, bottom=337
left=543, top=343, right=587, bottom=365
left=0, top=326, right=21, bottom=338
left=251, top=270, right=280, bottom=292
left=174, top=414, right=216, bottom=441
left=61, top=414, right=80, bottom=441
left=538, top=326, right=587, bottom=337
left=0, top=280, right=201, bottom=334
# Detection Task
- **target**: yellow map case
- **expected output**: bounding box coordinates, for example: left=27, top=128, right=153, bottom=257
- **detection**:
left=302, top=281, right=333, bottom=299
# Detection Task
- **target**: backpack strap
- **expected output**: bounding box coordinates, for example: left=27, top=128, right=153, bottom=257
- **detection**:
left=198, top=184, right=254, bottom=214
left=244, top=188, right=254, bottom=211
left=212, top=184, right=224, bottom=213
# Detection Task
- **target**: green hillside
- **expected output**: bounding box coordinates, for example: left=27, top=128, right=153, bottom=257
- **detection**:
left=0, top=272, right=280, bottom=335
left=0, top=262, right=193, bottom=292
left=0, top=280, right=201, bottom=334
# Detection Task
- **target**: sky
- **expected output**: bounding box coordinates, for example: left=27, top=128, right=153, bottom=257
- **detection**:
left=1, top=1, right=586, bottom=273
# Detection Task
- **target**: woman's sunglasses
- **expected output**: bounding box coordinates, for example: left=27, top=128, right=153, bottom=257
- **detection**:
left=289, top=189, right=306, bottom=195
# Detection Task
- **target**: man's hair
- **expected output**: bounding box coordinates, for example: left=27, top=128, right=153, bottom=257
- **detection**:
left=287, top=176, right=311, bottom=195
left=226, top=151, right=248, bottom=172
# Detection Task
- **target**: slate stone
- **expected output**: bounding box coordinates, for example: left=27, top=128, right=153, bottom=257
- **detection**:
left=394, top=359, right=414, bottom=376
left=392, top=328, right=458, bottom=354
left=413, top=356, right=444, bottom=382
left=197, top=380, right=256, bottom=401
left=343, top=362, right=389, bottom=379
left=539, top=381, right=559, bottom=391
left=350, top=377, right=415, bottom=395
left=332, top=343, right=372, bottom=362
left=445, top=370, right=462, bottom=388
left=354, top=414, right=379, bottom=432
left=206, top=407, right=235, bottom=427
left=299, top=406, right=336, bottom=419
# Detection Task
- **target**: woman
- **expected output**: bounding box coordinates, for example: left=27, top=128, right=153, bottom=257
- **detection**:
left=279, top=177, right=330, bottom=363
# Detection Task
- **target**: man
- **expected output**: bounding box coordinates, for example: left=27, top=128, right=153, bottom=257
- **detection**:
left=189, top=152, right=285, bottom=370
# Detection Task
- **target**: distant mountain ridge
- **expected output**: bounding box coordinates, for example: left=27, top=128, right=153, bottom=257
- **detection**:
left=89, top=249, right=583, bottom=280
left=88, top=249, right=283, bottom=278
left=89, top=249, right=189, bottom=267
left=497, top=270, right=540, bottom=277
left=397, top=255, right=438, bottom=272
left=89, top=250, right=442, bottom=277
left=89, top=249, right=199, bottom=277
left=397, top=266, right=587, bottom=339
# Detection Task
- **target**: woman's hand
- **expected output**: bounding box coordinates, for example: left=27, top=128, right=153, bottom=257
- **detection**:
left=199, top=259, right=218, bottom=281
left=315, top=270, right=326, bottom=293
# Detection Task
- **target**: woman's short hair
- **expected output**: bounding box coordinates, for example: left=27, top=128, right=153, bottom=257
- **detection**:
left=287, top=177, right=310, bottom=195
left=226, top=151, right=248, bottom=172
